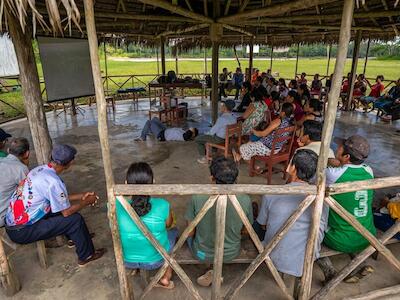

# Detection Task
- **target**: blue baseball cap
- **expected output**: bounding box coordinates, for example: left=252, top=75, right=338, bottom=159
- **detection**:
left=51, top=144, right=77, bottom=165
left=0, top=128, right=12, bottom=142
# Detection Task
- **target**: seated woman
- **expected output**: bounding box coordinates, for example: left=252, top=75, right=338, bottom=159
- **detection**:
left=297, top=98, right=323, bottom=127
left=278, top=78, right=289, bottom=99
left=233, top=103, right=293, bottom=163
left=353, top=74, right=367, bottom=98
left=297, top=83, right=311, bottom=106
left=240, top=89, right=268, bottom=136
left=288, top=79, right=298, bottom=91
left=310, top=74, right=322, bottom=96
left=360, top=75, right=385, bottom=112
left=116, top=162, right=177, bottom=289
left=286, top=90, right=304, bottom=122
left=233, top=81, right=252, bottom=113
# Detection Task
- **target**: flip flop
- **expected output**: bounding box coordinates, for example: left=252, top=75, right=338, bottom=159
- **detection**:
left=78, top=248, right=106, bottom=267
left=154, top=281, right=175, bottom=290
left=344, top=265, right=374, bottom=284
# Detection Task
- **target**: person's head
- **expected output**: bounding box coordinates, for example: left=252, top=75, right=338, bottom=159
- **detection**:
left=261, top=72, right=267, bottom=78
left=8, top=138, right=30, bottom=165
left=334, top=135, right=369, bottom=165
left=183, top=128, right=199, bottom=141
left=0, top=128, right=11, bottom=150
left=280, top=102, right=294, bottom=118
left=298, top=83, right=309, bottom=96
left=289, top=79, right=297, bottom=89
left=267, top=77, right=275, bottom=86
left=286, top=90, right=299, bottom=104
left=255, top=69, right=259, bottom=74
left=357, top=74, right=365, bottom=81
left=300, top=120, right=322, bottom=145
left=278, top=78, right=287, bottom=88
left=270, top=91, right=280, bottom=101
left=314, top=74, right=319, bottom=80
left=223, top=67, right=228, bottom=74
left=376, top=75, right=384, bottom=83
left=221, top=99, right=235, bottom=112
left=50, top=144, right=77, bottom=173
left=251, top=89, right=264, bottom=103
left=301, top=72, right=306, bottom=79
left=287, top=149, right=318, bottom=183
left=267, top=69, right=271, bottom=74
left=209, top=157, right=238, bottom=184
left=347, top=72, right=351, bottom=79
left=254, top=76, right=263, bottom=87
left=242, top=81, right=252, bottom=92
left=236, top=67, right=241, bottom=74
left=126, top=162, right=154, bottom=217
left=304, top=98, right=322, bottom=113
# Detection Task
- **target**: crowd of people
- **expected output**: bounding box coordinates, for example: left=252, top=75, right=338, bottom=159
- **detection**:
left=0, top=67, right=399, bottom=291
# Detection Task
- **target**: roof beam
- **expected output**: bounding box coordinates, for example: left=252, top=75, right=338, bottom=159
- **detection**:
left=224, top=0, right=232, bottom=15
left=222, top=24, right=255, bottom=37
left=94, top=12, right=199, bottom=23
left=218, top=0, right=338, bottom=23
left=238, top=0, right=250, bottom=12
left=136, top=0, right=213, bottom=23
left=156, top=23, right=209, bottom=38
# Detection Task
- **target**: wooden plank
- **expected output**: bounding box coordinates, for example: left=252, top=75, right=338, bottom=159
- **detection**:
left=297, top=1, right=355, bottom=298
left=83, top=1, right=133, bottom=300
left=342, top=284, right=400, bottom=300
left=211, top=195, right=227, bottom=300
left=211, top=39, right=219, bottom=124
left=328, top=176, right=400, bottom=195
left=36, top=241, right=48, bottom=269
left=312, top=220, right=400, bottom=300
left=225, top=195, right=315, bottom=300
left=114, top=184, right=317, bottom=196
left=228, top=195, right=293, bottom=300
left=116, top=196, right=203, bottom=300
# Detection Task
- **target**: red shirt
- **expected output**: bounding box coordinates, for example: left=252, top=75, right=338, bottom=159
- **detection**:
left=369, top=83, right=384, bottom=98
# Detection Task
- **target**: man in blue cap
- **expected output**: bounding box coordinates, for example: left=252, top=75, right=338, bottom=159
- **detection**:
left=0, top=128, right=12, bottom=157
left=5, top=144, right=105, bottom=266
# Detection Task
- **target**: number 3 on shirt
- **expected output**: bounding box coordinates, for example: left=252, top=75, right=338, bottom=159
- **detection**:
left=354, top=190, right=368, bottom=218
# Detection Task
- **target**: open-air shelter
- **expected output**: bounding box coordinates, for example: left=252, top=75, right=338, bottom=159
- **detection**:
left=1, top=1, right=400, bottom=299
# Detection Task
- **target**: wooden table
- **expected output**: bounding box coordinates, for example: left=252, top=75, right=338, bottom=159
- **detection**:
left=148, top=82, right=205, bottom=107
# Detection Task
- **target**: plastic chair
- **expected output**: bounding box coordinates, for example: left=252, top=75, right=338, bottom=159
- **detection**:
left=206, top=123, right=242, bottom=162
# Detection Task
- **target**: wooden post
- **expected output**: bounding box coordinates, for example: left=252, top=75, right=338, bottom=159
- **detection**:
left=270, top=46, right=274, bottom=71
left=363, top=37, right=371, bottom=75
left=297, top=0, right=355, bottom=299
left=8, top=12, right=52, bottom=165
left=83, top=1, right=133, bottom=299
left=346, top=30, right=362, bottom=111
left=175, top=49, right=179, bottom=75
left=103, top=40, right=109, bottom=94
left=295, top=43, right=300, bottom=77
left=160, top=37, right=166, bottom=76
left=210, top=24, right=222, bottom=124
left=156, top=46, right=160, bottom=76
left=326, top=44, right=331, bottom=76
left=248, top=42, right=254, bottom=82
left=204, top=47, right=208, bottom=75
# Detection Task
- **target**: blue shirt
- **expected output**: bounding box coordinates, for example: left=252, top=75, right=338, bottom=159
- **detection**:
left=232, top=73, right=244, bottom=86
left=208, top=112, right=237, bottom=139
left=164, top=128, right=185, bottom=141
left=5, top=164, right=71, bottom=226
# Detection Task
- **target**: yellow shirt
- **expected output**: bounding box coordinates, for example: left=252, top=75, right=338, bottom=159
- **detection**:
left=387, top=202, right=400, bottom=219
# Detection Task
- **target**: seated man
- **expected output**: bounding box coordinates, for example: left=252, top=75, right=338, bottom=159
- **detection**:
left=253, top=150, right=326, bottom=283
left=317, top=135, right=375, bottom=284
left=136, top=117, right=198, bottom=142
left=5, top=144, right=105, bottom=266
left=0, top=128, right=12, bottom=157
left=185, top=157, right=253, bottom=286
left=195, top=100, right=237, bottom=164
left=0, top=138, right=30, bottom=227
left=375, top=78, right=400, bottom=111
left=297, top=120, right=340, bottom=167
left=374, top=194, right=400, bottom=240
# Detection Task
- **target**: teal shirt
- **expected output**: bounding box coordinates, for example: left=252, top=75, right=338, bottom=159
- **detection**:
left=0, top=150, right=7, bottom=158
left=116, top=197, right=170, bottom=263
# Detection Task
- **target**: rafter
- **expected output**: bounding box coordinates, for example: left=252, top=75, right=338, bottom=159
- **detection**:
left=222, top=24, right=255, bottom=37
left=156, top=23, right=209, bottom=38
left=224, top=0, right=232, bottom=15
left=94, top=12, right=198, bottom=23
left=238, top=0, right=250, bottom=12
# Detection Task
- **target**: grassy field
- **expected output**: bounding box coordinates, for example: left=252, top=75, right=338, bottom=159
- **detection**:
left=1, top=57, right=399, bottom=120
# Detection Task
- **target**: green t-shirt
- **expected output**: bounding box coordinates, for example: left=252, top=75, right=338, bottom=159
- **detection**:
left=185, top=194, right=253, bottom=262
left=0, top=150, right=7, bottom=158
left=116, top=197, right=170, bottom=263
left=324, top=164, right=376, bottom=253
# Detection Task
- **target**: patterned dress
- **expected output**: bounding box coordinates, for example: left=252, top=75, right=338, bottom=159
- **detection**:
left=242, top=101, right=268, bottom=135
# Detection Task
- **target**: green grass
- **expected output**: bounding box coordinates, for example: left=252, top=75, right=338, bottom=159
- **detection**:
left=1, top=57, right=400, bottom=120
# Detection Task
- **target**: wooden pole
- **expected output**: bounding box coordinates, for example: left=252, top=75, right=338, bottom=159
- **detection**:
left=363, top=37, right=371, bottom=75
left=175, top=49, right=179, bottom=75
left=326, top=44, right=331, bottom=76
left=248, top=42, right=254, bottom=82
left=8, top=13, right=52, bottom=165
left=297, top=0, right=355, bottom=299
left=83, top=1, right=133, bottom=300
left=328, top=176, right=400, bottom=195
left=160, top=37, right=166, bottom=76
left=270, top=46, right=274, bottom=71
left=342, top=285, right=400, bottom=300
left=156, top=46, right=160, bottom=76
left=204, top=47, right=208, bottom=75
left=211, top=40, right=219, bottom=124
left=103, top=40, right=109, bottom=94
left=346, top=30, right=362, bottom=111
left=295, top=43, right=300, bottom=77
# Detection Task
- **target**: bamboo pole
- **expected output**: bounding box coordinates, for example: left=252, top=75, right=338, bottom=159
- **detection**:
left=248, top=42, right=254, bottom=82
left=116, top=196, right=203, bottom=300
left=160, top=37, right=166, bottom=76
left=328, top=176, right=400, bottom=195
left=326, top=44, right=331, bottom=76
left=93, top=11, right=199, bottom=23
left=270, top=46, right=274, bottom=71
left=156, top=47, right=160, bottom=76
left=312, top=220, right=400, bottom=300
left=211, top=195, right=227, bottom=300
left=103, top=40, right=109, bottom=94
left=295, top=43, right=300, bottom=77
left=83, top=1, right=133, bottom=300
left=114, top=184, right=317, bottom=196
left=140, top=195, right=219, bottom=299
left=346, top=30, right=362, bottom=111
left=228, top=195, right=293, bottom=300
left=225, top=195, right=316, bottom=300
left=297, top=0, right=355, bottom=298
left=342, top=284, right=400, bottom=300
left=363, top=37, right=371, bottom=75
left=175, top=49, right=179, bottom=75
left=211, top=39, right=220, bottom=124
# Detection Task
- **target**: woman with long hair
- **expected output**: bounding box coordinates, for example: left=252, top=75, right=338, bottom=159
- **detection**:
left=116, top=162, right=177, bottom=289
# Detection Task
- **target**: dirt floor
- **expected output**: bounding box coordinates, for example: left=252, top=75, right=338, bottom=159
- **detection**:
left=1, top=98, right=400, bottom=300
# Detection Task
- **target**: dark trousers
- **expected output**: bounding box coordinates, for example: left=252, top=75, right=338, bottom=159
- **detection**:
left=140, top=117, right=166, bottom=140
left=374, top=212, right=400, bottom=240
left=252, top=220, right=266, bottom=241
left=6, top=213, right=94, bottom=261
left=234, top=84, right=242, bottom=100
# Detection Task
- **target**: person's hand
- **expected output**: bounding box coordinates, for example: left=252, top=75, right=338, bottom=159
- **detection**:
left=297, top=137, right=305, bottom=147
left=81, top=192, right=99, bottom=207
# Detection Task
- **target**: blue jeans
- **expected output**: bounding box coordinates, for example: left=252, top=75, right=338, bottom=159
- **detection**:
left=373, top=212, right=400, bottom=240
left=140, top=117, right=166, bottom=140
left=124, top=228, right=178, bottom=270
left=252, top=221, right=266, bottom=241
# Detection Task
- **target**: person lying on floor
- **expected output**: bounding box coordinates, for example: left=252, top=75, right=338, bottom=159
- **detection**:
left=116, top=162, right=177, bottom=289
left=136, top=117, right=198, bottom=142
left=232, top=102, right=293, bottom=164
left=316, top=135, right=376, bottom=284
left=373, top=193, right=400, bottom=240
left=185, top=157, right=253, bottom=287
left=196, top=100, right=237, bottom=164
left=253, top=150, right=327, bottom=290
left=5, top=144, right=105, bottom=267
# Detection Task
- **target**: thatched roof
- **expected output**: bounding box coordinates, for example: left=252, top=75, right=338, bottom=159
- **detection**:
left=1, top=0, right=399, bottom=48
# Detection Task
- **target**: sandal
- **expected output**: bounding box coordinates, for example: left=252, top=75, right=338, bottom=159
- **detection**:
left=154, top=281, right=175, bottom=290
left=78, top=248, right=106, bottom=267
left=344, top=265, right=374, bottom=284
left=197, top=270, right=224, bottom=287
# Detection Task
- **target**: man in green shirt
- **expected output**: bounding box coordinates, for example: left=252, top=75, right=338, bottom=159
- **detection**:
left=318, top=135, right=375, bottom=284
left=0, top=128, right=12, bottom=157
left=185, top=157, right=253, bottom=287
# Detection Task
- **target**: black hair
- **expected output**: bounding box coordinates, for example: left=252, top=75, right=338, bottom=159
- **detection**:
left=376, top=75, right=384, bottom=81
left=278, top=78, right=287, bottom=88
left=281, top=102, right=294, bottom=117
left=126, top=162, right=153, bottom=216
left=342, top=145, right=364, bottom=165
left=256, top=76, right=263, bottom=83
left=301, top=72, right=306, bottom=76
left=8, top=138, right=29, bottom=157
left=289, top=80, right=298, bottom=89
left=288, top=90, right=300, bottom=103
left=270, top=91, right=280, bottom=101
left=299, top=83, right=311, bottom=99
left=308, top=98, right=322, bottom=112
left=251, top=89, right=264, bottom=102
left=243, top=81, right=252, bottom=91
left=291, top=149, right=318, bottom=183
left=183, top=130, right=193, bottom=141
left=303, top=120, right=322, bottom=141
left=209, top=157, right=238, bottom=184
left=254, top=121, right=268, bottom=131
